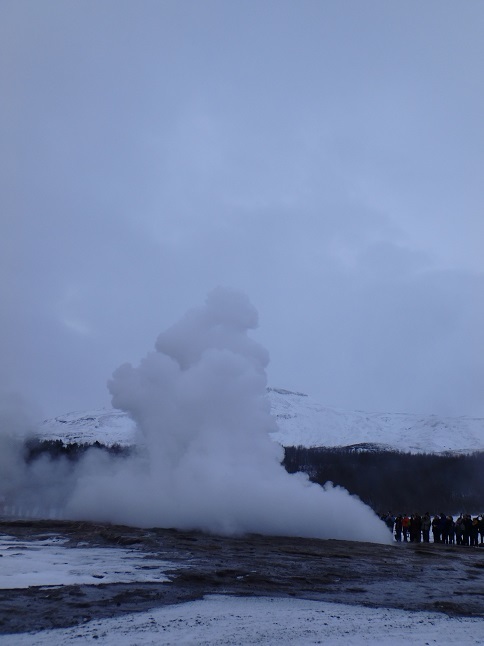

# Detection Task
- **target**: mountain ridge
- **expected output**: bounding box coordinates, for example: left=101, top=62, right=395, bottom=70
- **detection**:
left=35, top=388, right=484, bottom=455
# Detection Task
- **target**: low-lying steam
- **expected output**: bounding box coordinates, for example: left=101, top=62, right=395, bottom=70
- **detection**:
left=1, top=289, right=391, bottom=543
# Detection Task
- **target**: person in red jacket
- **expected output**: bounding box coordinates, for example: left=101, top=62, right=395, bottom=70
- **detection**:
left=402, top=514, right=410, bottom=542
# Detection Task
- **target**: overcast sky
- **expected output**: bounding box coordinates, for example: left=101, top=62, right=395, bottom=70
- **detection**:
left=1, top=0, right=483, bottom=420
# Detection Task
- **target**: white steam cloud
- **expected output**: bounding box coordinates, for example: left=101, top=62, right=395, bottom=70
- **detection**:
left=67, top=287, right=390, bottom=543
left=1, top=289, right=390, bottom=544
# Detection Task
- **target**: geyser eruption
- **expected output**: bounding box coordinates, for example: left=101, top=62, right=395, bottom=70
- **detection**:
left=67, top=287, right=390, bottom=543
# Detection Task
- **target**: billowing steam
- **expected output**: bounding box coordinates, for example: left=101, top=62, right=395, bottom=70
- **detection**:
left=1, top=289, right=391, bottom=543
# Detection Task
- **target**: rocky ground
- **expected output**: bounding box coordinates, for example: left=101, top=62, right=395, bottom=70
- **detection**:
left=1, top=520, right=484, bottom=635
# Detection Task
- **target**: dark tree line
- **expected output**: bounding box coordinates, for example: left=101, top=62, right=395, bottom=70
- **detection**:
left=283, top=446, right=484, bottom=514
left=21, top=440, right=484, bottom=515
left=24, top=439, right=131, bottom=463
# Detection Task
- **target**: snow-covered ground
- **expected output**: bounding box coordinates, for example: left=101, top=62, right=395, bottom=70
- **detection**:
left=2, top=595, right=484, bottom=644
left=11, top=389, right=484, bottom=643
left=0, top=534, right=173, bottom=589
left=35, top=388, right=484, bottom=454
left=1, top=533, right=483, bottom=645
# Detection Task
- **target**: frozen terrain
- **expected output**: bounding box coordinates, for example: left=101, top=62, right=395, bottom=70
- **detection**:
left=1, top=521, right=483, bottom=644
left=36, top=388, right=484, bottom=454
left=3, top=595, right=484, bottom=645
left=0, top=535, right=173, bottom=589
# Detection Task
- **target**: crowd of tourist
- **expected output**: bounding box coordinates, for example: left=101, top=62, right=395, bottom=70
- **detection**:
left=380, top=512, right=484, bottom=546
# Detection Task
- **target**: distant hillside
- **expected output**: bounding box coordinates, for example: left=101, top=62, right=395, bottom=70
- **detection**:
left=35, top=388, right=484, bottom=455
left=283, top=445, right=484, bottom=514
left=29, top=389, right=484, bottom=513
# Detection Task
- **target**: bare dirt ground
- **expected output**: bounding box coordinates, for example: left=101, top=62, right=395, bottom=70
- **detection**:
left=1, top=519, right=484, bottom=635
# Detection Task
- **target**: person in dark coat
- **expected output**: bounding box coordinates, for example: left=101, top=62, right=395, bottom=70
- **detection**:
left=412, top=514, right=422, bottom=543
left=470, top=517, right=480, bottom=547
left=421, top=512, right=431, bottom=543
left=463, top=514, right=473, bottom=546
left=383, top=512, right=395, bottom=534
left=446, top=516, right=455, bottom=545
left=432, top=515, right=441, bottom=543
left=455, top=515, right=464, bottom=546
left=439, top=513, right=448, bottom=544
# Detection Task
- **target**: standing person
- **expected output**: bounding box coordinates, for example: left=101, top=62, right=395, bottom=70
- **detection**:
left=394, top=515, right=403, bottom=542
left=446, top=516, right=455, bottom=545
left=413, top=513, right=422, bottom=543
left=463, top=514, right=472, bottom=546
left=440, top=513, right=449, bottom=545
left=479, top=515, right=484, bottom=546
left=455, top=515, right=464, bottom=546
left=409, top=515, right=415, bottom=542
left=421, top=512, right=431, bottom=543
left=432, top=515, right=441, bottom=544
left=384, top=512, right=395, bottom=535
left=402, top=514, right=410, bottom=542
left=471, top=517, right=480, bottom=547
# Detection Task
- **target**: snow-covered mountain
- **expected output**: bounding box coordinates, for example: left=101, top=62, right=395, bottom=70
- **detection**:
left=35, top=408, right=137, bottom=447
left=35, top=388, right=484, bottom=455
left=267, top=388, right=484, bottom=455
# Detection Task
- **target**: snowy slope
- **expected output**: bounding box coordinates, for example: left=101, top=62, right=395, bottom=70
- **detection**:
left=35, top=388, right=484, bottom=455
left=268, top=388, right=484, bottom=454
left=35, top=408, right=137, bottom=447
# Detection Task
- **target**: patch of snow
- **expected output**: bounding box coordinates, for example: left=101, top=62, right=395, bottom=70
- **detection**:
left=0, top=535, right=174, bottom=589
left=2, top=595, right=483, bottom=645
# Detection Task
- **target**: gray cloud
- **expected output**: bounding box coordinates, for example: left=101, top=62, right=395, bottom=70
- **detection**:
left=1, top=1, right=483, bottom=418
